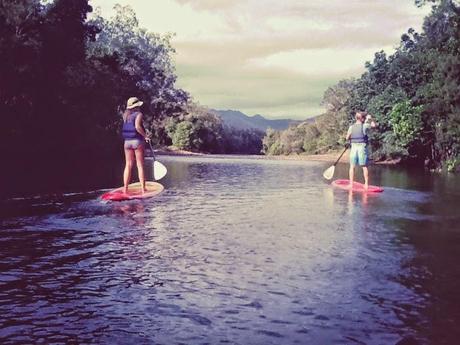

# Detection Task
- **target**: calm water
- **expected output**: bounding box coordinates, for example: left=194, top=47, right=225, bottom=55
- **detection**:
left=1, top=156, right=460, bottom=344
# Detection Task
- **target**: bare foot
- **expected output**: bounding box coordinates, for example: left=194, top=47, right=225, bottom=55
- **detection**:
left=123, top=188, right=128, bottom=194
left=364, top=184, right=369, bottom=190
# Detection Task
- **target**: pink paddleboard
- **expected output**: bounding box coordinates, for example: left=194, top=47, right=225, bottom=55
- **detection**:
left=332, top=179, right=383, bottom=193
left=101, top=182, right=164, bottom=201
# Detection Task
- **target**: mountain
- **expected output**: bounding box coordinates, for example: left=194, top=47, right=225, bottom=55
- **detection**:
left=213, top=109, right=302, bottom=132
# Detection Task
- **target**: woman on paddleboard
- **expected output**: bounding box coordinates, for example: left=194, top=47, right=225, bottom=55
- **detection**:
left=346, top=111, right=376, bottom=189
left=122, top=97, right=150, bottom=194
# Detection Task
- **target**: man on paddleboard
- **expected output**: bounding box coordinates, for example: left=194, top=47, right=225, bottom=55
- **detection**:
left=346, top=111, right=376, bottom=189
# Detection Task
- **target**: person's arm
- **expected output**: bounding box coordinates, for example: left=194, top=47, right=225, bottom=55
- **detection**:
left=135, top=113, right=149, bottom=141
left=346, top=126, right=352, bottom=141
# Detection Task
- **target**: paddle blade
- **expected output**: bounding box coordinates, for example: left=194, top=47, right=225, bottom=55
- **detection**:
left=152, top=161, right=167, bottom=181
left=322, top=165, right=335, bottom=180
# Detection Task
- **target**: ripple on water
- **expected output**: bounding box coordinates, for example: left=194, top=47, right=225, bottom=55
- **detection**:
left=1, top=157, right=459, bottom=344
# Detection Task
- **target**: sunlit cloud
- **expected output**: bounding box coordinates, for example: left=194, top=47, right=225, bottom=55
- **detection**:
left=91, top=0, right=430, bottom=119
left=174, top=0, right=240, bottom=11
left=248, top=48, right=390, bottom=76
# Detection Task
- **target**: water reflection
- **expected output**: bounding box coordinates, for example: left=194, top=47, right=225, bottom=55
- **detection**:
left=1, top=156, right=460, bottom=344
left=346, top=189, right=368, bottom=212
left=113, top=202, right=147, bottom=225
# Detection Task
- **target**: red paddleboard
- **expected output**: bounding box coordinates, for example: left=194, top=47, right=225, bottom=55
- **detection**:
left=101, top=181, right=164, bottom=201
left=332, top=179, right=383, bottom=193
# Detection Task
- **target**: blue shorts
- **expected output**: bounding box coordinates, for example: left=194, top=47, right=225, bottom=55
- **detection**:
left=124, top=139, right=143, bottom=150
left=350, top=143, right=368, bottom=166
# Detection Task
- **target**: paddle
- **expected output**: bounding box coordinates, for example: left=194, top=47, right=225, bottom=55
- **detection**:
left=146, top=140, right=168, bottom=181
left=147, top=139, right=156, bottom=161
left=322, top=145, right=349, bottom=180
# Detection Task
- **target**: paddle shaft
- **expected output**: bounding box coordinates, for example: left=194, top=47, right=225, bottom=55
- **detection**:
left=147, top=140, right=156, bottom=161
left=333, top=146, right=348, bottom=166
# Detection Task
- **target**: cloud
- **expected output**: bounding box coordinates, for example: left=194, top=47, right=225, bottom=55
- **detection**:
left=173, top=31, right=396, bottom=68
left=174, top=0, right=241, bottom=11
left=176, top=61, right=357, bottom=118
left=169, top=0, right=429, bottom=118
left=248, top=48, right=387, bottom=76
left=93, top=0, right=430, bottom=119
left=173, top=0, right=429, bottom=38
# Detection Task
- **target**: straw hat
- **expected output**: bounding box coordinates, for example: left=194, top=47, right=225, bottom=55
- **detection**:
left=126, top=97, right=143, bottom=109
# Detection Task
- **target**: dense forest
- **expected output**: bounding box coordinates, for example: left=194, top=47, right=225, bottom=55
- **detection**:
left=263, top=0, right=460, bottom=172
left=2, top=0, right=459, bottom=170
left=0, top=0, right=261, bottom=162
left=163, top=104, right=263, bottom=154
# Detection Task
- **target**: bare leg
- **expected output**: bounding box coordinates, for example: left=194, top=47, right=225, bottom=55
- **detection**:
left=134, top=145, right=146, bottom=193
left=124, top=149, right=135, bottom=194
left=363, top=166, right=369, bottom=189
left=349, top=165, right=355, bottom=187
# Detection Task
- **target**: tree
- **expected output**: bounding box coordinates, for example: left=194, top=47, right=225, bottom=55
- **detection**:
left=302, top=124, right=320, bottom=154
left=388, top=100, right=424, bottom=157
left=172, top=121, right=194, bottom=150
left=88, top=4, right=188, bottom=132
left=262, top=128, right=280, bottom=155
left=0, top=0, right=43, bottom=149
left=1, top=1, right=190, bottom=161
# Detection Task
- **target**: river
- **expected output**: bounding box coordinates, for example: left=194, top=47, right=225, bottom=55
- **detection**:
left=1, top=155, right=459, bottom=344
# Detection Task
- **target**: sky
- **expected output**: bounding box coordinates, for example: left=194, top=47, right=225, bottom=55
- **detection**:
left=91, top=0, right=431, bottom=119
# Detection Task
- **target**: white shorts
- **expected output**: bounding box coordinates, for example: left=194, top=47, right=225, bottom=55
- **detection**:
left=124, top=139, right=143, bottom=150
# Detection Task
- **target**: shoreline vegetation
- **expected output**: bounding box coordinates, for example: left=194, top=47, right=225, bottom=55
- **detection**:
left=2, top=0, right=459, bottom=174
left=154, top=146, right=401, bottom=165
left=259, top=1, right=460, bottom=173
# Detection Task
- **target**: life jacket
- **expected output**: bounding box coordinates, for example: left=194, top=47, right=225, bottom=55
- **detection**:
left=122, top=112, right=143, bottom=140
left=350, top=123, right=368, bottom=144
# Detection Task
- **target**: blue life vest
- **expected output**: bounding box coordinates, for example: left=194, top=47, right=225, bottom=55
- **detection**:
left=350, top=123, right=368, bottom=144
left=122, top=112, right=143, bottom=140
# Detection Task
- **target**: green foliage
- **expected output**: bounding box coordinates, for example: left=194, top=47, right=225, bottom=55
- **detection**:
left=172, top=121, right=194, bottom=149
left=165, top=103, right=263, bottom=154
left=389, top=101, right=424, bottom=150
left=281, top=0, right=460, bottom=169
left=1, top=1, right=264, bottom=161
left=445, top=157, right=460, bottom=172
left=87, top=5, right=188, bottom=136
left=0, top=0, right=188, bottom=160
left=2, top=0, right=459, bottom=168
left=267, top=141, right=284, bottom=155
left=221, top=127, right=263, bottom=154
left=263, top=0, right=460, bottom=170
left=367, top=100, right=425, bottom=160
left=262, top=80, right=352, bottom=156
left=262, top=128, right=278, bottom=154
left=165, top=104, right=219, bottom=151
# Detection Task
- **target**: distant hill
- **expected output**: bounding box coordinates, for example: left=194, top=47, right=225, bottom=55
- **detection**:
left=213, top=109, right=302, bottom=132
left=298, top=115, right=319, bottom=126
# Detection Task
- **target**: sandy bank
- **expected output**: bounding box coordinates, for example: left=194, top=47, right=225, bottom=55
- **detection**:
left=153, top=146, right=398, bottom=165
left=265, top=152, right=399, bottom=165
left=153, top=146, right=205, bottom=157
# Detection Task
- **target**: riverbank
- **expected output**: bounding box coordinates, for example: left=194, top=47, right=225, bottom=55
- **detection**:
left=154, top=146, right=399, bottom=165
left=154, top=146, right=205, bottom=157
